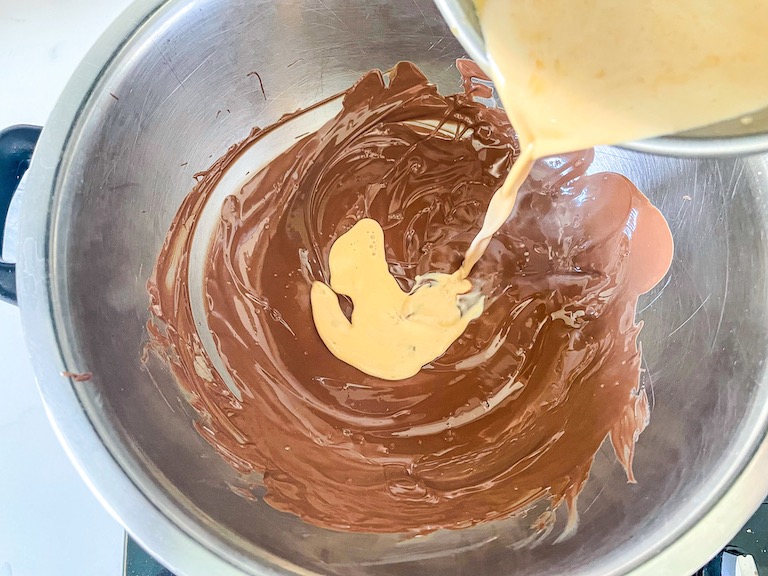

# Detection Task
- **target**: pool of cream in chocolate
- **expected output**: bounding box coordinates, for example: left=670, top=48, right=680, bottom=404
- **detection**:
left=147, top=62, right=672, bottom=534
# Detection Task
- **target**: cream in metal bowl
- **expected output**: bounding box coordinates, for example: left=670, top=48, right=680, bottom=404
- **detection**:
left=434, top=0, right=768, bottom=158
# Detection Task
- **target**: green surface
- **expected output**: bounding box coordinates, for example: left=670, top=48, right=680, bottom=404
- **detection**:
left=730, top=502, right=768, bottom=572
left=124, top=536, right=173, bottom=576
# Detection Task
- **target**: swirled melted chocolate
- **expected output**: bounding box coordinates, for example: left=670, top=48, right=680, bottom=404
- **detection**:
left=147, top=61, right=673, bottom=535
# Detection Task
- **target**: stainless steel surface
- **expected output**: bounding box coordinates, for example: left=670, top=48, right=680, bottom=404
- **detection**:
left=433, top=0, right=768, bottom=158
left=15, top=0, right=768, bottom=575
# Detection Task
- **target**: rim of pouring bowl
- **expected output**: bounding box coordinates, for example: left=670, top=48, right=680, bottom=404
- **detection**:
left=433, top=0, right=768, bottom=158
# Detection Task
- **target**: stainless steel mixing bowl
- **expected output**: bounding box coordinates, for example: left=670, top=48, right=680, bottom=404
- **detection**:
left=5, top=0, right=768, bottom=575
left=434, top=0, right=768, bottom=157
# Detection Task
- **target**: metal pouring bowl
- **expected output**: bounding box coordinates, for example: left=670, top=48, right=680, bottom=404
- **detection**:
left=9, top=0, right=768, bottom=575
left=434, top=0, right=768, bottom=157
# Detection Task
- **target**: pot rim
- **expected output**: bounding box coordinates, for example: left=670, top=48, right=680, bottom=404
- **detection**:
left=17, top=0, right=768, bottom=575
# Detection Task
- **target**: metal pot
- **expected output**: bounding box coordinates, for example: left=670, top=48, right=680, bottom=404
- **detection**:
left=2, top=0, right=768, bottom=575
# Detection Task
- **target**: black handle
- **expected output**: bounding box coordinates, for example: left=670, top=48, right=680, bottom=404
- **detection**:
left=0, top=125, right=42, bottom=306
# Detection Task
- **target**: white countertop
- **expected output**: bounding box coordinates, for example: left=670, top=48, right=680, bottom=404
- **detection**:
left=0, top=1, right=134, bottom=574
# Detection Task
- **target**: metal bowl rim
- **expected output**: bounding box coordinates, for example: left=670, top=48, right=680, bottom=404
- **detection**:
left=16, top=0, right=768, bottom=575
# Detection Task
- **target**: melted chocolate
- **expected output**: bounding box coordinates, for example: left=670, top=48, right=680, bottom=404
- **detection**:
left=147, top=62, right=672, bottom=535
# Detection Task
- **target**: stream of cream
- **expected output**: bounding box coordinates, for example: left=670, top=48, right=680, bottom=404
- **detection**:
left=312, top=0, right=768, bottom=380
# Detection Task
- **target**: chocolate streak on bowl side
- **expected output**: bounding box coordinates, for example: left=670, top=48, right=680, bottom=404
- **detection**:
left=147, top=62, right=673, bottom=536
